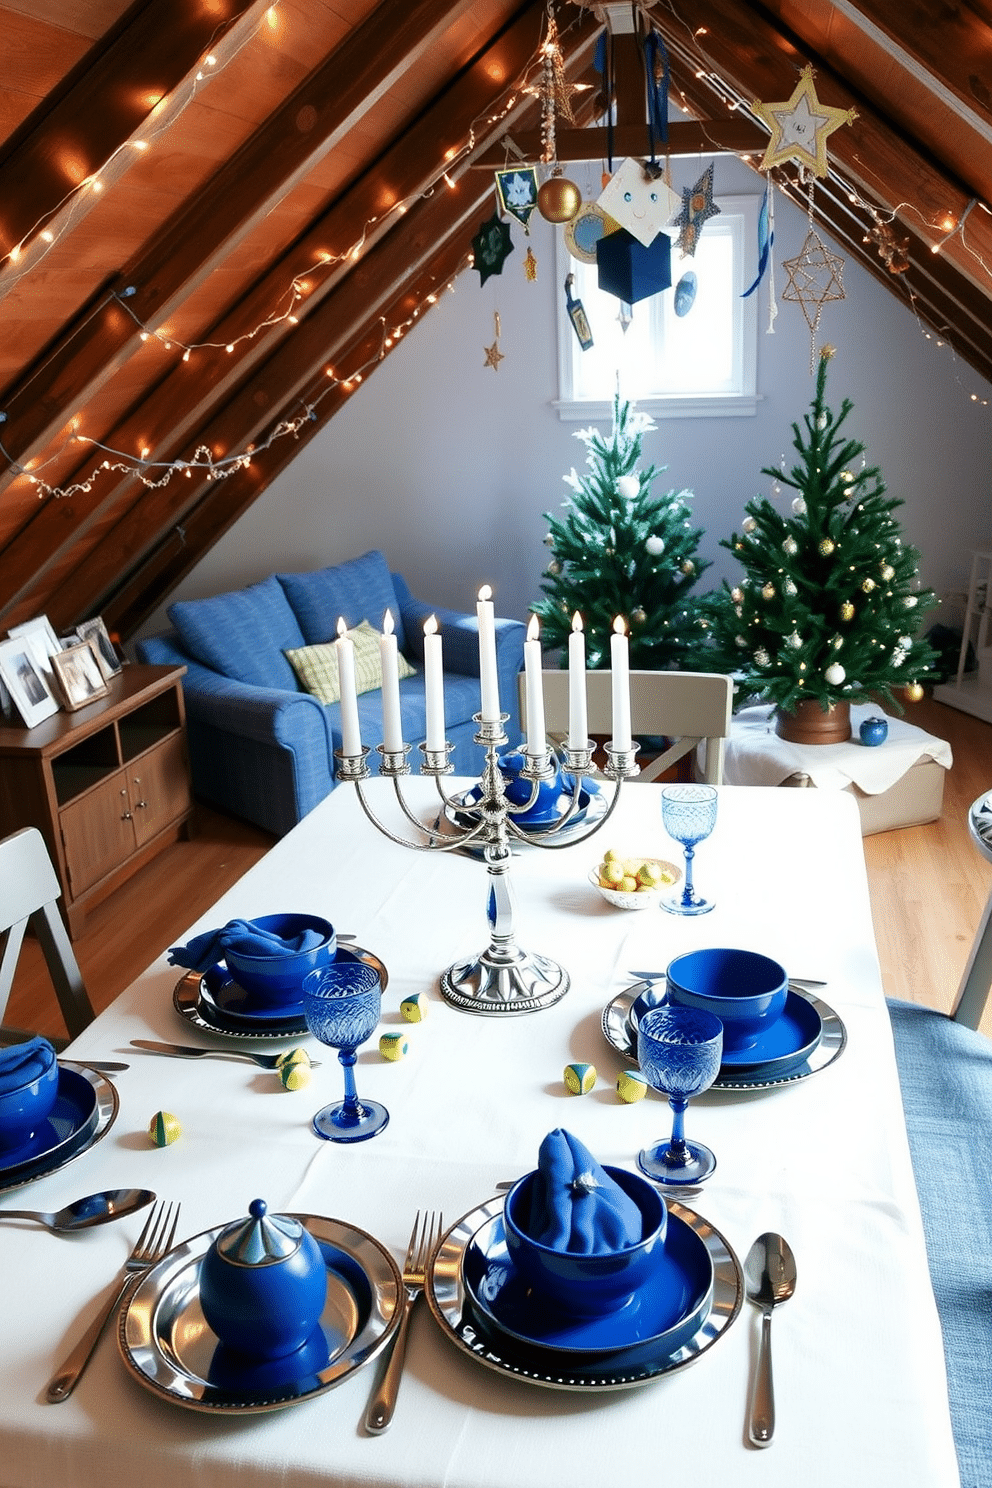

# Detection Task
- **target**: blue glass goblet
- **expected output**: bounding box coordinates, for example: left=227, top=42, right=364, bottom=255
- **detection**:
left=660, top=783, right=718, bottom=915
left=636, top=1005, right=723, bottom=1186
left=302, top=962, right=389, bottom=1143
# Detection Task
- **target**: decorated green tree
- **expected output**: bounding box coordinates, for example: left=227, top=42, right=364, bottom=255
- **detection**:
left=704, top=347, right=937, bottom=722
left=533, top=394, right=709, bottom=668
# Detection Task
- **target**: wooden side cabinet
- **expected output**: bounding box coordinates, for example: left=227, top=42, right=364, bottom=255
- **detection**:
left=0, top=665, right=192, bottom=937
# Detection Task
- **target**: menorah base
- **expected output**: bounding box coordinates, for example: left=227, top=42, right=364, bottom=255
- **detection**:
left=439, top=947, right=571, bottom=1016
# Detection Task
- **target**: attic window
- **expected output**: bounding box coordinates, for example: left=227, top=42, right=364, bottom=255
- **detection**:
left=554, top=193, right=760, bottom=420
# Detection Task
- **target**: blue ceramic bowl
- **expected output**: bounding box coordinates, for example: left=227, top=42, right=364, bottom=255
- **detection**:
left=503, top=1166, right=667, bottom=1317
left=497, top=751, right=563, bottom=824
left=224, top=913, right=337, bottom=1010
left=0, top=1055, right=60, bottom=1154
left=665, top=947, right=788, bottom=1052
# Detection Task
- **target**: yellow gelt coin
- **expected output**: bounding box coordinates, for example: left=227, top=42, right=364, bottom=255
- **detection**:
left=149, top=1111, right=181, bottom=1147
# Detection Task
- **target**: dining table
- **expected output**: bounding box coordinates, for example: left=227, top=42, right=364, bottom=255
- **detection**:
left=0, top=775, right=961, bottom=1488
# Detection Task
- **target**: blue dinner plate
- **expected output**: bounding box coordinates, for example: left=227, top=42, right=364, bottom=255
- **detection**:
left=197, top=946, right=376, bottom=1035
left=630, top=984, right=823, bottom=1079
left=0, top=1067, right=99, bottom=1180
left=462, top=1208, right=713, bottom=1367
left=452, top=785, right=594, bottom=832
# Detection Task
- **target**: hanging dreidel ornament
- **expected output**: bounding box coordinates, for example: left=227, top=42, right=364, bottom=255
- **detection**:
left=536, top=1, right=580, bottom=224
left=564, top=273, right=593, bottom=350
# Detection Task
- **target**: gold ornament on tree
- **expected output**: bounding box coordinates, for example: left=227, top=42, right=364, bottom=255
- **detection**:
left=905, top=682, right=924, bottom=702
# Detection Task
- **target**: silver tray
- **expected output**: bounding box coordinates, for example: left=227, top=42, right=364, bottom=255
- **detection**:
left=118, top=1215, right=402, bottom=1412
left=425, top=1196, right=742, bottom=1391
left=0, top=1063, right=118, bottom=1195
left=601, top=984, right=846, bottom=1092
left=172, top=943, right=389, bottom=1041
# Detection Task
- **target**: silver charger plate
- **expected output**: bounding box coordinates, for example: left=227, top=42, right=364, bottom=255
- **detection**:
left=425, top=1196, right=742, bottom=1391
left=118, top=1215, right=402, bottom=1413
left=0, top=1063, right=118, bottom=1195
left=601, top=984, right=846, bottom=1092
left=172, top=944, right=390, bottom=1041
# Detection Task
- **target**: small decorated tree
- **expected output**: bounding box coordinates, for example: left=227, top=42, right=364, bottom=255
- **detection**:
left=533, top=394, right=709, bottom=668
left=703, top=347, right=937, bottom=730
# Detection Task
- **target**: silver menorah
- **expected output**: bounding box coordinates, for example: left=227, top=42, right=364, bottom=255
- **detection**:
left=335, top=719, right=639, bottom=1016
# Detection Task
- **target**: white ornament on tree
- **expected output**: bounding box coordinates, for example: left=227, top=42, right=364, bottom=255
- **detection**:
left=616, top=474, right=640, bottom=499
left=825, top=662, right=846, bottom=685
left=645, top=535, right=666, bottom=555
left=742, top=516, right=757, bottom=534
left=792, top=497, right=807, bottom=515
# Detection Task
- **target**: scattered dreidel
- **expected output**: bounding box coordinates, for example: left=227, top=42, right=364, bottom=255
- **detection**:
left=564, top=1062, right=596, bottom=1095
left=400, top=993, right=429, bottom=1023
left=149, top=1111, right=182, bottom=1147
left=379, top=1032, right=409, bottom=1061
left=280, top=1061, right=311, bottom=1091
left=617, top=1069, right=648, bottom=1103
left=276, top=1047, right=311, bottom=1071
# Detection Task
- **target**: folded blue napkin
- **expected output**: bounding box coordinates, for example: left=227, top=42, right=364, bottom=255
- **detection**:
left=167, top=919, right=326, bottom=973
left=0, top=1037, right=56, bottom=1093
left=524, top=1129, right=643, bottom=1253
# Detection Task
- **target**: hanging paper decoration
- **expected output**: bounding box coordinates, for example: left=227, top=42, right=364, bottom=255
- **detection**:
left=597, top=227, right=672, bottom=305
left=782, top=227, right=845, bottom=367
left=597, top=156, right=679, bottom=247
left=524, top=246, right=538, bottom=281
left=472, top=213, right=514, bottom=285
left=483, top=310, right=504, bottom=369
left=673, top=271, right=697, bottom=317
left=753, top=65, right=857, bottom=178
left=671, top=163, right=720, bottom=258
left=742, top=179, right=774, bottom=297
left=564, top=274, right=593, bottom=349
left=495, top=168, right=539, bottom=231
left=564, top=203, right=616, bottom=264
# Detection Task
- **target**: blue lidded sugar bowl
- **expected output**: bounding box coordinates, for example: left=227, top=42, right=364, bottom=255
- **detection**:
left=199, top=1199, right=327, bottom=1359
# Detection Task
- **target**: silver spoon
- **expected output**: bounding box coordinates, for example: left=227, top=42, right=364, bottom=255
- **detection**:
left=744, top=1232, right=797, bottom=1447
left=0, top=1188, right=156, bottom=1234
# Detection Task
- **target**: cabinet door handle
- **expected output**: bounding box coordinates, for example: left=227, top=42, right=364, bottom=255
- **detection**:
left=121, top=811, right=133, bottom=821
left=132, top=776, right=147, bottom=808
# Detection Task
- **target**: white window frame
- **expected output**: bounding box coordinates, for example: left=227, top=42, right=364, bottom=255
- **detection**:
left=554, top=192, right=761, bottom=421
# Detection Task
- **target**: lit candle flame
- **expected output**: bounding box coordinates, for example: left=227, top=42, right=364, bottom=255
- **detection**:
left=382, top=609, right=394, bottom=636
left=572, top=611, right=583, bottom=633
left=336, top=616, right=347, bottom=639
left=527, top=614, right=540, bottom=642
left=478, top=583, right=492, bottom=602
left=613, top=615, right=627, bottom=636
left=424, top=614, right=438, bottom=636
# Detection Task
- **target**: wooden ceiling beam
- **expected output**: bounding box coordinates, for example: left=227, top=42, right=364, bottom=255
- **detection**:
left=470, top=118, right=767, bottom=166
left=0, top=0, right=267, bottom=266
left=0, top=5, right=601, bottom=623
left=0, top=0, right=481, bottom=497
left=32, top=143, right=508, bottom=632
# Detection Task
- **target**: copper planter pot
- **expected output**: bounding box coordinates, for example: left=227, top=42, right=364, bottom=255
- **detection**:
left=774, top=698, right=851, bottom=745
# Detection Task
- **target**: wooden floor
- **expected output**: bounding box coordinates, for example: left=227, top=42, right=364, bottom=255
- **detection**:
left=5, top=695, right=992, bottom=1041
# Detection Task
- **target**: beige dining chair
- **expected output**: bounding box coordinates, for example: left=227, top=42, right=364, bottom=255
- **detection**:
left=0, top=827, right=95, bottom=1046
left=518, top=669, right=734, bottom=785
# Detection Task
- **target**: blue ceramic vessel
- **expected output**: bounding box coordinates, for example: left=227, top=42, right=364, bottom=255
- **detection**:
left=199, top=1199, right=327, bottom=1359
left=0, top=1041, right=59, bottom=1154
left=664, top=947, right=788, bottom=1052
left=224, top=913, right=336, bottom=1009
left=859, top=716, right=889, bottom=746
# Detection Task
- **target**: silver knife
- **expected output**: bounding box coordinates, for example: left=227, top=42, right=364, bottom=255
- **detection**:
left=130, top=1039, right=320, bottom=1069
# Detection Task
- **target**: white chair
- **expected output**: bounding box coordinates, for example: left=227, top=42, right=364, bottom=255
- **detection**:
left=519, top=669, right=734, bottom=784
left=0, top=827, right=95, bottom=1044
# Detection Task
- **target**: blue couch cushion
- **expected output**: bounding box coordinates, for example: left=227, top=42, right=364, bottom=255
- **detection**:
left=168, top=575, right=306, bottom=692
left=277, top=550, right=406, bottom=651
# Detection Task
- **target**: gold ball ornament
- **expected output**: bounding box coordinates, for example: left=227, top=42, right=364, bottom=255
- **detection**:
left=839, top=601, right=855, bottom=622
left=861, top=577, right=876, bottom=593
left=880, top=564, right=895, bottom=581
left=905, top=681, right=924, bottom=702
left=149, top=1111, right=182, bottom=1147
left=631, top=606, right=647, bottom=624
left=818, top=538, right=835, bottom=557
left=379, top=1032, right=409, bottom=1061
left=617, top=1070, right=648, bottom=1104
left=563, top=1062, right=596, bottom=1095
left=681, top=559, right=695, bottom=575
left=280, top=1061, right=311, bottom=1091
left=761, top=582, right=775, bottom=600
left=537, top=173, right=581, bottom=224
left=400, top=993, right=429, bottom=1023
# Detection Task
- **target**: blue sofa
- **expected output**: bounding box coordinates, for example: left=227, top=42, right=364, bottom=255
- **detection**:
left=136, top=550, right=526, bottom=837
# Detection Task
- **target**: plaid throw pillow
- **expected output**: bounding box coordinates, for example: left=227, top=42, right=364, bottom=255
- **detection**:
left=285, top=620, right=416, bottom=705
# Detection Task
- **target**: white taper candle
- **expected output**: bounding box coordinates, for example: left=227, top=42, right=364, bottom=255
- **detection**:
left=336, top=617, right=362, bottom=756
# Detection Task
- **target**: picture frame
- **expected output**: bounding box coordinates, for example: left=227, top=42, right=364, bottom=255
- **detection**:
left=75, top=616, right=123, bottom=681
left=51, top=638, right=110, bottom=711
left=0, top=637, right=60, bottom=727
left=7, top=614, right=63, bottom=688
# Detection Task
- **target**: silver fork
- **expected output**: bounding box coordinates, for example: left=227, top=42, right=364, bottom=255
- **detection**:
left=45, top=1199, right=181, bottom=1403
left=365, top=1209, right=442, bottom=1434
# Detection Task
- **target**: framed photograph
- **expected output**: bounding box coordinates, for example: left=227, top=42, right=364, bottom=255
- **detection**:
left=7, top=614, right=63, bottom=687
left=51, top=639, right=110, bottom=711
left=76, top=616, right=123, bottom=681
left=0, top=637, right=60, bottom=727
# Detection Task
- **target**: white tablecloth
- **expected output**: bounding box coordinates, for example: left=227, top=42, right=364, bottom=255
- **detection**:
left=725, top=703, right=953, bottom=791
left=0, top=781, right=960, bottom=1487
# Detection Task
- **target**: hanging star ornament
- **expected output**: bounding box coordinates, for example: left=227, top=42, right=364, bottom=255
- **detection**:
left=483, top=309, right=504, bottom=370
left=753, top=66, right=857, bottom=178
left=782, top=227, right=845, bottom=366
left=672, top=163, right=720, bottom=257
left=523, top=246, right=538, bottom=281
left=471, top=213, right=514, bottom=286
